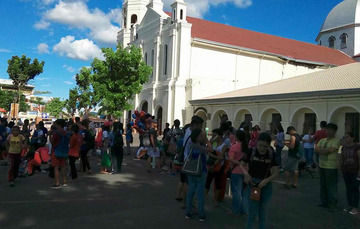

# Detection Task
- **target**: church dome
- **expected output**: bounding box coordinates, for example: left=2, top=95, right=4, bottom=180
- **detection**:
left=320, top=0, right=360, bottom=32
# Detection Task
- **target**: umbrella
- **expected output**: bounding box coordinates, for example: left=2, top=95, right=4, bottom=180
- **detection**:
left=0, top=108, right=7, bottom=113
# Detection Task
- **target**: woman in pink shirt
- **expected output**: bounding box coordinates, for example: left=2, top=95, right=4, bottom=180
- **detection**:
left=227, top=130, right=249, bottom=216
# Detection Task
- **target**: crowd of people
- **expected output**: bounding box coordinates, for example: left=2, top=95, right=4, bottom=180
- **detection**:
left=0, top=113, right=359, bottom=228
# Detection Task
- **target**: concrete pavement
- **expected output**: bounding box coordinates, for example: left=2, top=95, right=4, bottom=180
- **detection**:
left=0, top=142, right=359, bottom=229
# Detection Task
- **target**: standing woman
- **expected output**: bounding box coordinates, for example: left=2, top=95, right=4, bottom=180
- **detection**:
left=274, top=124, right=285, bottom=169
left=80, top=120, right=92, bottom=175
left=111, top=122, right=124, bottom=174
left=227, top=130, right=249, bottom=216
left=205, top=128, right=226, bottom=206
left=68, top=124, right=82, bottom=180
left=249, top=126, right=260, bottom=148
left=242, top=133, right=279, bottom=229
left=100, top=122, right=112, bottom=174
left=125, top=123, right=133, bottom=155
left=7, top=126, right=26, bottom=187
left=185, top=129, right=212, bottom=221
left=339, top=132, right=360, bottom=215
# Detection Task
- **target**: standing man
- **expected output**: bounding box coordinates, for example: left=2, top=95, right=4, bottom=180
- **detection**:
left=315, top=123, right=340, bottom=212
left=311, top=121, right=327, bottom=166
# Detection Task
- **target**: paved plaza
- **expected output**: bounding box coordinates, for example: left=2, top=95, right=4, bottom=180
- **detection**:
left=0, top=139, right=359, bottom=229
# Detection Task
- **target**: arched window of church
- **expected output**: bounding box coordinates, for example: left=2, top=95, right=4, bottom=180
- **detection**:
left=151, top=49, right=154, bottom=78
left=173, top=9, right=176, bottom=20
left=340, top=33, right=348, bottom=49
left=328, top=36, right=335, bottom=49
left=145, top=52, right=148, bottom=65
left=131, top=14, right=137, bottom=27
left=180, top=10, right=183, bottom=20
left=164, top=45, right=168, bottom=75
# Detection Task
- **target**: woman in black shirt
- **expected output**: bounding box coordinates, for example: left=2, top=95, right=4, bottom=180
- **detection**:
left=241, top=132, right=279, bottom=229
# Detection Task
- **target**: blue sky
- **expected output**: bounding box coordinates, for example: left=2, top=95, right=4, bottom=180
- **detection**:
left=0, top=0, right=343, bottom=100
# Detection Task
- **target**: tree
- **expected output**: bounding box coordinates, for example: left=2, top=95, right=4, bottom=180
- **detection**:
left=29, top=97, right=45, bottom=113
left=7, top=55, right=45, bottom=103
left=75, top=67, right=98, bottom=115
left=90, top=45, right=152, bottom=117
left=65, top=88, right=78, bottom=115
left=0, top=90, right=29, bottom=112
left=45, top=98, right=65, bottom=118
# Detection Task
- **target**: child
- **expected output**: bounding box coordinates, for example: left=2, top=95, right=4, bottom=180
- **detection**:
left=7, top=126, right=26, bottom=187
left=302, top=128, right=315, bottom=167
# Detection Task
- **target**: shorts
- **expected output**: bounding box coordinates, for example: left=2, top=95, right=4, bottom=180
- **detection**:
left=51, top=155, right=66, bottom=167
left=283, top=157, right=299, bottom=172
left=147, top=148, right=160, bottom=158
left=180, top=172, right=188, bottom=184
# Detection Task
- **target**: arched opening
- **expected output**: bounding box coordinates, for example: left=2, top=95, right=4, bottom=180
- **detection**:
left=141, top=101, right=148, bottom=113
left=195, top=110, right=207, bottom=130
left=156, top=106, right=163, bottom=135
left=330, top=106, right=360, bottom=142
left=234, top=109, right=253, bottom=130
left=151, top=49, right=154, bottom=78
left=164, top=44, right=168, bottom=75
left=260, top=108, right=282, bottom=134
left=291, top=107, right=317, bottom=135
left=131, top=14, right=137, bottom=27
left=180, top=9, right=183, bottom=20
left=173, top=9, right=176, bottom=20
left=340, top=33, right=348, bottom=49
left=212, top=110, right=228, bottom=130
left=328, top=36, right=335, bottom=49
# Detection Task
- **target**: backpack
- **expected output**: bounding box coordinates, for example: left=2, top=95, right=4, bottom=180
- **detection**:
left=174, top=136, right=191, bottom=168
left=54, top=131, right=70, bottom=159
left=297, top=141, right=305, bottom=159
left=86, top=130, right=95, bottom=151
left=113, top=131, right=124, bottom=149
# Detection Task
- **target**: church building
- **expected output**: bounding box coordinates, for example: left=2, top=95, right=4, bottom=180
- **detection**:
left=117, top=0, right=356, bottom=133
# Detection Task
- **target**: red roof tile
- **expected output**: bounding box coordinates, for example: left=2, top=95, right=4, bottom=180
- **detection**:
left=166, top=12, right=355, bottom=66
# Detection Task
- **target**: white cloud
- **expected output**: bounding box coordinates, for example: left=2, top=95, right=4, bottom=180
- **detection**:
left=37, top=43, right=50, bottom=54
left=62, top=64, right=75, bottom=73
left=163, top=0, right=253, bottom=18
left=37, top=77, right=50, bottom=81
left=41, top=84, right=51, bottom=87
left=64, top=81, right=74, bottom=85
left=53, top=35, right=103, bottom=61
left=0, top=49, right=11, bottom=53
left=34, top=20, right=50, bottom=30
left=43, top=0, right=121, bottom=45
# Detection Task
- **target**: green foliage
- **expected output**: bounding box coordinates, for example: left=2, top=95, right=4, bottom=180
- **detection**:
left=65, top=88, right=78, bottom=115
left=0, top=90, right=29, bottom=112
left=45, top=98, right=65, bottom=118
left=29, top=97, right=45, bottom=106
left=7, top=55, right=45, bottom=103
left=73, top=45, right=152, bottom=117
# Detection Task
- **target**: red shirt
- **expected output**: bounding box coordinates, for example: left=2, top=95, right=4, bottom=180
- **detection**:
left=313, top=129, right=327, bottom=145
left=37, top=147, right=50, bottom=162
left=68, top=133, right=82, bottom=157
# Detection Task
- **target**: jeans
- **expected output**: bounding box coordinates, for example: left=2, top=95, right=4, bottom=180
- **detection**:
left=343, top=172, right=359, bottom=208
left=275, top=146, right=283, bottom=167
left=69, top=156, right=78, bottom=179
left=319, top=168, right=338, bottom=207
left=8, top=153, right=21, bottom=182
left=231, top=173, right=248, bottom=215
left=111, top=147, right=124, bottom=173
left=246, top=178, right=273, bottom=229
left=186, top=173, right=206, bottom=217
left=304, top=148, right=314, bottom=165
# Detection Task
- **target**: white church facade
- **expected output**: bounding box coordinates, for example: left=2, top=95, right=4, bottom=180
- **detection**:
left=117, top=0, right=355, bottom=132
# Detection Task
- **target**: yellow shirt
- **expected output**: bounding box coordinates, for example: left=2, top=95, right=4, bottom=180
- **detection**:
left=318, top=138, right=340, bottom=169
left=8, top=135, right=24, bottom=154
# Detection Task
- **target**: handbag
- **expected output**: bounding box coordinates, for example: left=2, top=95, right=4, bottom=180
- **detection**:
left=181, top=148, right=203, bottom=177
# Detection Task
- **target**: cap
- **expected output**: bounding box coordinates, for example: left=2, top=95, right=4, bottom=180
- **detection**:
left=286, top=126, right=296, bottom=134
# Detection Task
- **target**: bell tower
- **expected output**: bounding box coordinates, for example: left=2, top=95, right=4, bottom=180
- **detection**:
left=171, top=0, right=187, bottom=22
left=117, top=0, right=150, bottom=47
